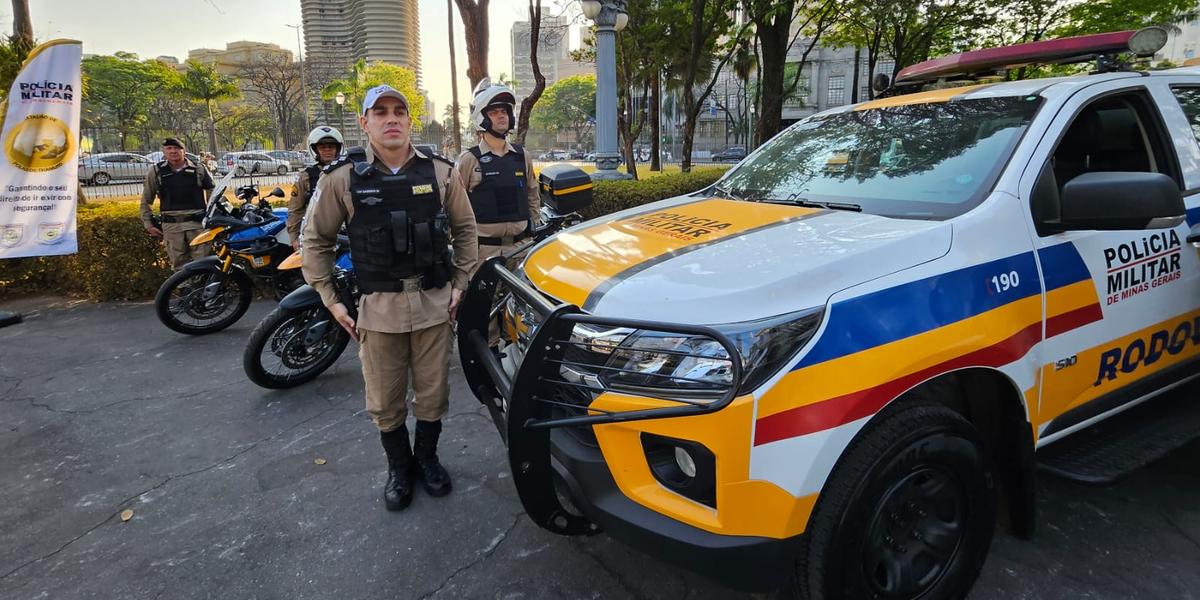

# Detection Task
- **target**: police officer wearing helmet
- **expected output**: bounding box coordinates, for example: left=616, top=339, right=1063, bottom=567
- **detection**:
left=455, top=77, right=540, bottom=270
left=302, top=85, right=478, bottom=512
left=288, top=126, right=344, bottom=249
left=140, top=137, right=215, bottom=269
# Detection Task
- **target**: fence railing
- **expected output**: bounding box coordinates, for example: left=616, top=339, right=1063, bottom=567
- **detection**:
left=82, top=172, right=300, bottom=201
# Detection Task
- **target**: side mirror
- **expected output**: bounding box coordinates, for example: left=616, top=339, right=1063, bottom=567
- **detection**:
left=1053, top=172, right=1184, bottom=231
left=270, top=186, right=285, bottom=198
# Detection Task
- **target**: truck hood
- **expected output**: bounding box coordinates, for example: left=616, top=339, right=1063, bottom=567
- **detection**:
left=521, top=196, right=952, bottom=324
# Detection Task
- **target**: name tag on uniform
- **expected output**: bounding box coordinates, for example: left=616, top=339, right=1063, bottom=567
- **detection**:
left=412, top=184, right=434, bottom=194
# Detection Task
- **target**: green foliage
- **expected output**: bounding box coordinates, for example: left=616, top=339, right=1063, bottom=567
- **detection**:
left=82, top=53, right=180, bottom=150
left=0, top=202, right=171, bottom=301
left=322, top=59, right=427, bottom=131
left=581, top=167, right=730, bottom=220
left=532, top=74, right=596, bottom=146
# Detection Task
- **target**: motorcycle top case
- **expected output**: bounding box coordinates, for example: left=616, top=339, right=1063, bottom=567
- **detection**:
left=538, top=164, right=593, bottom=213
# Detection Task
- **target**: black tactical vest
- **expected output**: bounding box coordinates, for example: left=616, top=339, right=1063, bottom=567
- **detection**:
left=156, top=162, right=207, bottom=212
left=342, top=148, right=450, bottom=294
left=468, top=145, right=529, bottom=224
left=302, top=164, right=322, bottom=206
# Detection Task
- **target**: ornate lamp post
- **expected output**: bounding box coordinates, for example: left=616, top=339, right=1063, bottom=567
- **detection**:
left=334, top=92, right=347, bottom=145
left=581, top=0, right=631, bottom=180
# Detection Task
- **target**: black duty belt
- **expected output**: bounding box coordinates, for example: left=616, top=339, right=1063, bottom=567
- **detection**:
left=478, top=229, right=531, bottom=246
left=159, top=211, right=205, bottom=223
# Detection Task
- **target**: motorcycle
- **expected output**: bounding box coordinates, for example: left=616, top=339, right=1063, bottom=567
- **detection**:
left=241, top=205, right=582, bottom=389
left=154, top=170, right=301, bottom=335
left=242, top=239, right=357, bottom=389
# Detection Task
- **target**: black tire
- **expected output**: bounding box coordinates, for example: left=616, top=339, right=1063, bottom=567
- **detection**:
left=155, top=268, right=254, bottom=335
left=235, top=166, right=246, bottom=177
left=276, top=165, right=288, bottom=175
left=243, top=305, right=350, bottom=389
left=793, top=402, right=995, bottom=600
left=92, top=172, right=110, bottom=185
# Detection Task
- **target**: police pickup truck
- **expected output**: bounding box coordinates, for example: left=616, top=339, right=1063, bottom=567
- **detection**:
left=458, top=27, right=1199, bottom=600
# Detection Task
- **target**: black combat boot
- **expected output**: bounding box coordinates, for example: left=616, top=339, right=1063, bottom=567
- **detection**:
left=413, top=419, right=452, bottom=497
left=380, top=425, right=415, bottom=511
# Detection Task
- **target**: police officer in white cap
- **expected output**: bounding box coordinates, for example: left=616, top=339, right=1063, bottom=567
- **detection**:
left=287, top=126, right=344, bottom=248
left=302, top=85, right=478, bottom=511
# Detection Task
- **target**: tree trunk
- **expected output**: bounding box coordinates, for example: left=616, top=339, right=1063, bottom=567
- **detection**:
left=11, top=0, right=33, bottom=50
left=514, top=0, right=547, bottom=147
left=681, top=115, right=696, bottom=173
left=453, top=0, right=491, bottom=89
left=753, top=9, right=790, bottom=146
left=448, top=0, right=462, bottom=154
left=650, top=71, right=661, bottom=171
left=851, top=47, right=861, bottom=104
left=206, top=100, right=218, bottom=155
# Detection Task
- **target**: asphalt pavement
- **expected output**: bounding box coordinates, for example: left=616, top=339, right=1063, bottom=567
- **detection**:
left=2, top=298, right=1199, bottom=600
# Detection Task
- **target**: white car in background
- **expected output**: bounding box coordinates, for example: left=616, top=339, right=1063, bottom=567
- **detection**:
left=77, top=152, right=154, bottom=185
left=217, top=152, right=290, bottom=176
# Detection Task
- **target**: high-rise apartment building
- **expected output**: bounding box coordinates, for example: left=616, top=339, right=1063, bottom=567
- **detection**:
left=510, top=11, right=570, bottom=100
left=301, top=0, right=421, bottom=84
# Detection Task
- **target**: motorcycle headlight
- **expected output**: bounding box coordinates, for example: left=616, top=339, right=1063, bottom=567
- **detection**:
left=599, top=307, right=824, bottom=400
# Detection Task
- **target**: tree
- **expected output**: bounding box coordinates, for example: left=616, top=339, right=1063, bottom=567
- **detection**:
left=613, top=0, right=668, bottom=178
left=178, top=59, right=240, bottom=154
left=514, top=2, right=567, bottom=146
left=82, top=53, right=178, bottom=150
left=239, top=52, right=305, bottom=149
left=322, top=59, right=427, bottom=132
left=664, top=0, right=743, bottom=171
left=744, top=0, right=839, bottom=144
left=532, top=74, right=597, bottom=148
left=453, top=0, right=491, bottom=89
left=214, top=104, right=275, bottom=152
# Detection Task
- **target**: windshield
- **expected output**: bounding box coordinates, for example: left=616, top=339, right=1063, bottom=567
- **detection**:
left=718, top=95, right=1042, bottom=219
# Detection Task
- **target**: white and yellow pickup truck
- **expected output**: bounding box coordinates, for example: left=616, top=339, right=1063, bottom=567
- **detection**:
left=457, top=27, right=1200, bottom=600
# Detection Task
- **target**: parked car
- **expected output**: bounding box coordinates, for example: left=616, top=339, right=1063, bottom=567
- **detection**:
left=217, top=152, right=290, bottom=176
left=538, top=149, right=570, bottom=161
left=711, top=146, right=747, bottom=162
left=266, top=150, right=307, bottom=171
left=78, top=152, right=154, bottom=185
left=142, top=151, right=201, bottom=165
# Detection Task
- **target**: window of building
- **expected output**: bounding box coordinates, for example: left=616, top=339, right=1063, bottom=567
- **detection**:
left=827, top=75, right=845, bottom=106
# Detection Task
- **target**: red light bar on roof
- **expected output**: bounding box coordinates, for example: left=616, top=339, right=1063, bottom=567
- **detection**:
left=895, top=30, right=1145, bottom=85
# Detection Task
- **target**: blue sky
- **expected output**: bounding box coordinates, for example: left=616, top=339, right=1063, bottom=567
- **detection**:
left=9, top=0, right=582, bottom=115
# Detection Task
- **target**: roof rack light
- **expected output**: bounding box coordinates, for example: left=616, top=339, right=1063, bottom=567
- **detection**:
left=894, top=27, right=1169, bottom=86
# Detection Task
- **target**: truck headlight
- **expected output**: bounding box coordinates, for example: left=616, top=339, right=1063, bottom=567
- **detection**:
left=599, top=306, right=824, bottom=399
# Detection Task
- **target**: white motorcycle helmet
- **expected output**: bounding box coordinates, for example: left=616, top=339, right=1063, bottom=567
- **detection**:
left=307, top=125, right=344, bottom=162
left=470, top=77, right=517, bottom=138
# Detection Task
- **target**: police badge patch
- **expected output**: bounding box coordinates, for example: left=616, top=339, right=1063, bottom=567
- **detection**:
left=479, top=155, right=493, bottom=163
left=36, top=222, right=65, bottom=244
left=0, top=224, right=22, bottom=248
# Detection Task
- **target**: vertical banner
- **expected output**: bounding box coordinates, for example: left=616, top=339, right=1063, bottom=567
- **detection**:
left=0, top=39, right=83, bottom=259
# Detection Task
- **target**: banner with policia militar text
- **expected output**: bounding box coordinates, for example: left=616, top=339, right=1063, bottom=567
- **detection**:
left=0, top=39, right=82, bottom=259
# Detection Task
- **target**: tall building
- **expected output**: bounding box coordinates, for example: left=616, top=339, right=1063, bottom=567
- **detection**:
left=556, top=25, right=594, bottom=80
left=301, top=0, right=421, bottom=83
left=510, top=11, right=570, bottom=100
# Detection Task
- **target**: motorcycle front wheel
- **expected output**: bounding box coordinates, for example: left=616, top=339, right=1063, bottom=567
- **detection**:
left=155, top=268, right=254, bottom=335
left=243, top=304, right=351, bottom=389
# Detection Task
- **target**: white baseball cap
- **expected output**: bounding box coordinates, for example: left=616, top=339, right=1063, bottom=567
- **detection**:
left=361, top=85, right=410, bottom=114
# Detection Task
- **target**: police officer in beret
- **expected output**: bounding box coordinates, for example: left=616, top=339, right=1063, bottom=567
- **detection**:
left=302, top=85, right=478, bottom=511
left=140, top=137, right=215, bottom=269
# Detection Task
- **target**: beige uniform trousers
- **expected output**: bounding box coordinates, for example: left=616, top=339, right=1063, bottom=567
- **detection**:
left=163, top=221, right=212, bottom=270
left=359, top=321, right=453, bottom=432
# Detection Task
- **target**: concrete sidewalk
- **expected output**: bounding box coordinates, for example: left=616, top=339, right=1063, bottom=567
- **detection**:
left=1, top=299, right=1198, bottom=600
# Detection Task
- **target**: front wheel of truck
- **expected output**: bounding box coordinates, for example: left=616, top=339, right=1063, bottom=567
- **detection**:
left=793, top=402, right=996, bottom=600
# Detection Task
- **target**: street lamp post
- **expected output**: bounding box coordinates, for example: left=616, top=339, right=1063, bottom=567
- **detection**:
left=581, top=0, right=631, bottom=180
left=285, top=24, right=311, bottom=134
left=334, top=92, right=346, bottom=145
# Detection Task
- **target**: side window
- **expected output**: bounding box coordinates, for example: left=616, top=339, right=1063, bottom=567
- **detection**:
left=1050, top=93, right=1168, bottom=190
left=1169, top=86, right=1200, bottom=149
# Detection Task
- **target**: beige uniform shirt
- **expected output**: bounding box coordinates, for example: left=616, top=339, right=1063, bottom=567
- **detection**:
left=287, top=166, right=318, bottom=244
left=301, top=143, right=478, bottom=334
left=139, top=158, right=215, bottom=230
left=453, top=141, right=540, bottom=239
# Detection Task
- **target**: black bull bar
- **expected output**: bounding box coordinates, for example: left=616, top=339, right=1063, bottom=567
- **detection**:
left=456, top=256, right=744, bottom=536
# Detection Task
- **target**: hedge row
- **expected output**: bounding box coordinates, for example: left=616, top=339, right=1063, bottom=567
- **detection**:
left=0, top=167, right=730, bottom=302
